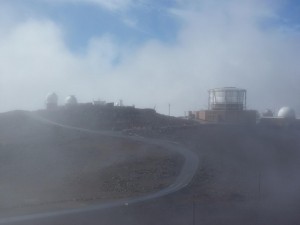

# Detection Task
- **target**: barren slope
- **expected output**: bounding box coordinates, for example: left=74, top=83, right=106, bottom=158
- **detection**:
left=0, top=111, right=183, bottom=216
left=129, top=124, right=300, bottom=224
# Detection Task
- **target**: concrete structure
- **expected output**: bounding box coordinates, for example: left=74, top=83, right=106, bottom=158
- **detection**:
left=194, top=109, right=257, bottom=124
left=65, top=95, right=78, bottom=106
left=46, top=92, right=58, bottom=110
left=190, top=87, right=257, bottom=124
left=93, top=100, right=106, bottom=106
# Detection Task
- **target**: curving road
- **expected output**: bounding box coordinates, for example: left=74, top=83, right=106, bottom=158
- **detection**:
left=0, top=112, right=199, bottom=224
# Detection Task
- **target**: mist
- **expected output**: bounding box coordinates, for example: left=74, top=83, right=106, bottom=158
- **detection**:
left=0, top=0, right=299, bottom=116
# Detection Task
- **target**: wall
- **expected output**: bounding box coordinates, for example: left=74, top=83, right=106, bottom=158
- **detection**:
left=192, top=110, right=257, bottom=124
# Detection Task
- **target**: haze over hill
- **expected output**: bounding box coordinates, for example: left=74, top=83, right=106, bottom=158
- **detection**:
left=0, top=110, right=184, bottom=217
left=0, top=106, right=299, bottom=224
left=37, top=104, right=196, bottom=131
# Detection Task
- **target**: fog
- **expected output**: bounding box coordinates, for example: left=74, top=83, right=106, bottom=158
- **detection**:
left=0, top=0, right=299, bottom=115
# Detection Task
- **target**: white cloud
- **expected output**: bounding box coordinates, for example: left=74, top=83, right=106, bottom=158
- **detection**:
left=122, top=17, right=138, bottom=28
left=43, top=0, right=135, bottom=11
left=0, top=0, right=300, bottom=116
left=88, top=0, right=133, bottom=10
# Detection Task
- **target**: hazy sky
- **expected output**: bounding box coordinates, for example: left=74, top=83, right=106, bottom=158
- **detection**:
left=0, top=0, right=300, bottom=115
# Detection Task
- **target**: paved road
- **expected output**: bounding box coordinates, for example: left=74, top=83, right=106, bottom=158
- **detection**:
left=0, top=112, right=199, bottom=224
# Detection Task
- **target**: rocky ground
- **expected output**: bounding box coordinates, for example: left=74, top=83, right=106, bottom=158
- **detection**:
left=127, top=123, right=300, bottom=224
left=1, top=107, right=300, bottom=224
left=0, top=110, right=183, bottom=217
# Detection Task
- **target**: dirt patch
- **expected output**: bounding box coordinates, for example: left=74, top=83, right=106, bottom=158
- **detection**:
left=0, top=112, right=185, bottom=217
left=99, top=154, right=183, bottom=197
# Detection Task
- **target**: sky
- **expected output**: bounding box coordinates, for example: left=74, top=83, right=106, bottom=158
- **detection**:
left=0, top=0, right=300, bottom=116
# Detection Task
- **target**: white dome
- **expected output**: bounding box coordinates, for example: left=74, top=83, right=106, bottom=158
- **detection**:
left=262, top=109, right=273, bottom=117
left=65, top=95, right=77, bottom=105
left=278, top=107, right=296, bottom=119
left=46, top=92, right=58, bottom=104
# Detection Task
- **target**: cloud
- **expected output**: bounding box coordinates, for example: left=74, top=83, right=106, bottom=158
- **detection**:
left=86, top=0, right=133, bottom=10
left=0, top=0, right=300, bottom=116
left=43, top=0, right=135, bottom=11
left=0, top=18, right=124, bottom=110
left=122, top=17, right=138, bottom=29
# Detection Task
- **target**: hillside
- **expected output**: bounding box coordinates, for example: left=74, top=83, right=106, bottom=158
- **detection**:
left=0, top=110, right=183, bottom=217
left=129, top=124, right=300, bottom=224
left=36, top=104, right=196, bottom=131
left=1, top=107, right=300, bottom=224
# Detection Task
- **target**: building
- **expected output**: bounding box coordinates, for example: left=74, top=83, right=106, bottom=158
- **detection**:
left=93, top=99, right=106, bottom=106
left=262, top=109, right=274, bottom=117
left=46, top=92, right=58, bottom=110
left=277, top=107, right=296, bottom=119
left=65, top=95, right=78, bottom=106
left=115, top=99, right=124, bottom=107
left=190, top=87, right=257, bottom=124
left=259, top=106, right=297, bottom=127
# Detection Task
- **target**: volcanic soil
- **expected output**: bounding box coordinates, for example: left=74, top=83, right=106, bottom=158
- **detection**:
left=2, top=105, right=300, bottom=225
left=0, top=110, right=183, bottom=217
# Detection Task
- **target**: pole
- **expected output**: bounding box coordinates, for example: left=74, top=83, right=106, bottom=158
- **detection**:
left=193, top=200, right=196, bottom=225
left=258, top=170, right=261, bottom=201
left=257, top=169, right=262, bottom=224
left=168, top=104, right=170, bottom=116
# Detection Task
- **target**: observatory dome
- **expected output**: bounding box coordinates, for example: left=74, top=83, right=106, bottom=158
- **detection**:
left=277, top=107, right=296, bottom=119
left=262, top=109, right=273, bottom=117
left=46, top=92, right=58, bottom=104
left=65, top=95, right=77, bottom=105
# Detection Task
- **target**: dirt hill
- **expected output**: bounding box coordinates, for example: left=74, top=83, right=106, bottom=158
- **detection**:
left=0, top=110, right=183, bottom=217
left=1, top=107, right=300, bottom=224
left=36, top=104, right=195, bottom=131
left=129, top=124, right=300, bottom=224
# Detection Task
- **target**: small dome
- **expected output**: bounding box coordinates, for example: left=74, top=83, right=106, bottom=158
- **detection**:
left=278, top=107, right=296, bottom=119
left=46, top=92, right=58, bottom=104
left=262, top=109, right=273, bottom=117
left=65, top=95, right=77, bottom=105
